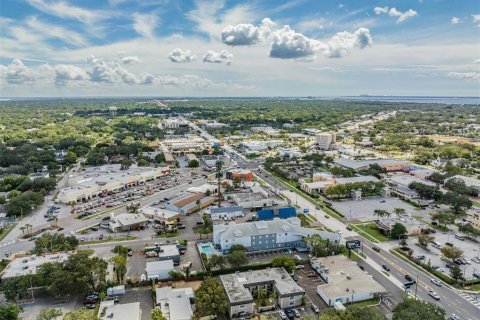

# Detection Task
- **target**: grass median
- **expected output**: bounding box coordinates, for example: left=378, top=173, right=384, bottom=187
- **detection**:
left=351, top=223, right=389, bottom=242
left=0, top=223, right=16, bottom=242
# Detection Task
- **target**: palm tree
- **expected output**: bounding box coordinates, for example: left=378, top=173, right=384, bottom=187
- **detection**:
left=25, top=223, right=32, bottom=236
left=20, top=226, right=26, bottom=235
left=256, top=288, right=268, bottom=306
left=394, top=208, right=406, bottom=219
left=373, top=209, right=389, bottom=221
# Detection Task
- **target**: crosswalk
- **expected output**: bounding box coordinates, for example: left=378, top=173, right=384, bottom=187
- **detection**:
left=0, top=240, right=16, bottom=247
left=458, top=292, right=480, bottom=309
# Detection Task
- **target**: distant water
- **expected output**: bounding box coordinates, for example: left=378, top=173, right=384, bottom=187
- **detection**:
left=340, top=96, right=480, bottom=105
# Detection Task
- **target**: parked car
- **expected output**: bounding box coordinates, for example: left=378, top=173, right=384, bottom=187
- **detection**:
left=445, top=242, right=454, bottom=247
left=415, top=255, right=426, bottom=260
left=285, top=309, right=295, bottom=320
left=278, top=311, right=288, bottom=320
left=311, top=304, right=320, bottom=313
left=292, top=309, right=300, bottom=318
left=346, top=225, right=353, bottom=231
left=428, top=290, right=440, bottom=300
left=295, top=265, right=305, bottom=269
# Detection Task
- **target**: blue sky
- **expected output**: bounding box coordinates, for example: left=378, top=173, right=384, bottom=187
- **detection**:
left=0, top=0, right=479, bottom=97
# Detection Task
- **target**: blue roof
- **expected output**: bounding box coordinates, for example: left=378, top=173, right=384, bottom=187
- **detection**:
left=210, top=206, right=243, bottom=214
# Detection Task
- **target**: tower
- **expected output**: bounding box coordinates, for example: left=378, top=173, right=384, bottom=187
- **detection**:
left=109, top=106, right=117, bottom=117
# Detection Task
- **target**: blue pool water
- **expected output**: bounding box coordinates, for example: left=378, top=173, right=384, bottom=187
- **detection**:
left=201, top=245, right=213, bottom=255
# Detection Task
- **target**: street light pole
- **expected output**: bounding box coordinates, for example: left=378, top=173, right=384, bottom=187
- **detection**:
left=414, top=274, right=419, bottom=300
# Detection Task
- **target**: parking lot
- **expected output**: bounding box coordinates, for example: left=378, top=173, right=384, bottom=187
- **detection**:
left=401, top=232, right=480, bottom=279
left=331, top=196, right=432, bottom=222
left=294, top=264, right=327, bottom=311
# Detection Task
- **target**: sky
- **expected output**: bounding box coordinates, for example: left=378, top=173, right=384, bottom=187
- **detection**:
left=0, top=0, right=479, bottom=97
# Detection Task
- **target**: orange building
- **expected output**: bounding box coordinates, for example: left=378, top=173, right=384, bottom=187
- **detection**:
left=226, top=169, right=254, bottom=181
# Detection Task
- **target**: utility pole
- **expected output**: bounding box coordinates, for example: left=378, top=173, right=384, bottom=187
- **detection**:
left=215, top=160, right=223, bottom=207
left=414, top=274, right=419, bottom=300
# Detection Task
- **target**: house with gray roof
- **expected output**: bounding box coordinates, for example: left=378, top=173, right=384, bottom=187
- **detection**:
left=213, top=217, right=340, bottom=254
left=220, top=268, right=305, bottom=318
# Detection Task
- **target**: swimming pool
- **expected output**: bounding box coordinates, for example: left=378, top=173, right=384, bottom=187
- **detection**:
left=201, top=245, right=213, bottom=255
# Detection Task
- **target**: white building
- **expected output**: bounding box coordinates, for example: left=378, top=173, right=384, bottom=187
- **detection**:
left=300, top=174, right=379, bottom=196
left=278, top=148, right=302, bottom=158
left=220, top=268, right=305, bottom=318
left=206, top=206, right=244, bottom=220
left=312, top=256, right=385, bottom=306
left=145, top=260, right=174, bottom=280
left=213, top=217, right=341, bottom=254
left=159, top=118, right=187, bottom=129
left=155, top=287, right=194, bottom=320
left=1, top=253, right=70, bottom=280
left=57, top=164, right=170, bottom=204
left=139, top=206, right=180, bottom=223
left=316, top=132, right=336, bottom=150
left=98, top=301, right=141, bottom=320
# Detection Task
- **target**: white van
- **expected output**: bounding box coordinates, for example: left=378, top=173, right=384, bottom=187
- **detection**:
left=432, top=241, right=442, bottom=249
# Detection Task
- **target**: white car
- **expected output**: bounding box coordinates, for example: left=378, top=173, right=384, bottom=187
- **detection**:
left=278, top=311, right=288, bottom=320
left=431, top=278, right=442, bottom=287
left=434, top=267, right=445, bottom=273
left=69, top=231, right=75, bottom=235
left=450, top=314, right=461, bottom=320
left=428, top=290, right=440, bottom=300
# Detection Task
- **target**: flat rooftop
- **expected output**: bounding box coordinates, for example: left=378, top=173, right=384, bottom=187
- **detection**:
left=1, top=253, right=70, bottom=279
left=386, top=173, right=435, bottom=187
left=155, top=287, right=194, bottom=320
left=335, top=158, right=410, bottom=170
left=98, top=301, right=140, bottom=320
left=220, top=268, right=304, bottom=303
left=158, top=245, right=179, bottom=258
left=314, top=256, right=385, bottom=298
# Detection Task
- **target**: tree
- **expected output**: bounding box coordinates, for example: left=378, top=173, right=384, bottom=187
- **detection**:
left=154, top=153, right=166, bottom=164
left=120, top=158, right=133, bottom=170
left=229, top=244, right=246, bottom=252
left=0, top=304, right=22, bottom=320
left=417, top=234, right=434, bottom=248
left=1, top=275, right=31, bottom=302
left=206, top=254, right=226, bottom=271
left=431, top=212, right=455, bottom=227
left=111, top=255, right=127, bottom=283
left=440, top=246, right=464, bottom=262
left=227, top=250, right=248, bottom=268
left=438, top=191, right=472, bottom=214
left=137, top=159, right=149, bottom=166
left=36, top=261, right=74, bottom=298
left=37, top=308, right=62, bottom=320
left=449, top=264, right=462, bottom=281
left=32, top=233, right=79, bottom=254
left=63, top=151, right=77, bottom=165
left=374, top=209, right=390, bottom=220
left=392, top=298, right=445, bottom=320
left=188, top=159, right=199, bottom=168
left=62, top=252, right=108, bottom=292
left=194, top=277, right=228, bottom=317
left=394, top=208, right=406, bottom=219
left=390, top=223, right=407, bottom=239
left=272, top=256, right=297, bottom=273
left=151, top=307, right=167, bottom=320
left=63, top=309, right=98, bottom=320
left=458, top=223, right=480, bottom=239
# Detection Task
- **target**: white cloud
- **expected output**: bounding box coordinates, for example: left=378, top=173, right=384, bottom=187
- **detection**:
left=323, top=28, right=372, bottom=58
left=187, top=0, right=257, bottom=39
left=374, top=7, right=389, bottom=15
left=25, top=0, right=104, bottom=25
left=221, top=23, right=260, bottom=46
left=451, top=17, right=462, bottom=24
left=269, top=25, right=325, bottom=59
left=0, top=59, right=35, bottom=84
left=132, top=12, right=158, bottom=38
left=203, top=50, right=233, bottom=64
left=87, top=55, right=138, bottom=84
left=448, top=72, right=480, bottom=80
left=168, top=48, right=196, bottom=63
left=118, top=52, right=141, bottom=64
left=25, top=16, right=88, bottom=47
left=473, top=15, right=480, bottom=25
left=42, top=63, right=89, bottom=85
left=374, top=6, right=418, bottom=23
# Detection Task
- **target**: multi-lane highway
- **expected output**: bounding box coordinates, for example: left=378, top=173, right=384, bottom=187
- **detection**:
left=190, top=120, right=480, bottom=320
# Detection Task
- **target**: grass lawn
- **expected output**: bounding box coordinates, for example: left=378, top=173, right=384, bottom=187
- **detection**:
left=0, top=223, right=16, bottom=242
left=352, top=223, right=389, bottom=242
left=346, top=298, right=380, bottom=308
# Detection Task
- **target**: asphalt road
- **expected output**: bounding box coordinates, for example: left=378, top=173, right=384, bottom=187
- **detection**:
left=190, top=120, right=480, bottom=320
left=351, top=235, right=480, bottom=320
